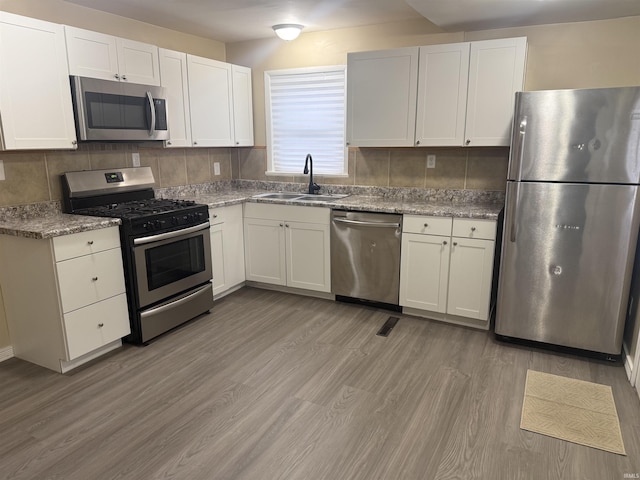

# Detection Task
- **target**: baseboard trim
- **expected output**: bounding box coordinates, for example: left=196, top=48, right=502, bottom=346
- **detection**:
left=0, top=345, right=15, bottom=363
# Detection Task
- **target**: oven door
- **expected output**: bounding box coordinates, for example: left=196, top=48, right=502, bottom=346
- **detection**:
left=133, top=222, right=212, bottom=308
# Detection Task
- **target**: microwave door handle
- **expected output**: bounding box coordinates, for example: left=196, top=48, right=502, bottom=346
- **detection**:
left=146, top=91, right=156, bottom=137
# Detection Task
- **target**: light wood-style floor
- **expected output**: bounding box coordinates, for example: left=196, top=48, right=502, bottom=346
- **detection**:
left=1, top=287, right=639, bottom=480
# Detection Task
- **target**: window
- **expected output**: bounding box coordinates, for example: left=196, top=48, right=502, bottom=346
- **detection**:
left=265, top=66, right=347, bottom=176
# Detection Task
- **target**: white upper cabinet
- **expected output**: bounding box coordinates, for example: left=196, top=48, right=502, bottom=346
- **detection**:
left=187, top=54, right=234, bottom=147
left=0, top=12, right=77, bottom=150
left=415, top=43, right=470, bottom=147
left=65, top=26, right=160, bottom=85
left=464, top=37, right=527, bottom=146
left=232, top=64, right=254, bottom=147
left=346, top=47, right=419, bottom=147
left=416, top=38, right=526, bottom=147
left=159, top=48, right=192, bottom=147
left=348, top=37, right=526, bottom=148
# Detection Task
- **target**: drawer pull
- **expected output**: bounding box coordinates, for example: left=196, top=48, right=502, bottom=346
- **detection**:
left=98, top=323, right=104, bottom=328
left=423, top=223, right=428, bottom=227
left=87, top=240, right=94, bottom=245
left=92, top=277, right=99, bottom=282
left=471, top=227, right=476, bottom=232
left=443, top=240, right=448, bottom=245
left=453, top=242, right=458, bottom=246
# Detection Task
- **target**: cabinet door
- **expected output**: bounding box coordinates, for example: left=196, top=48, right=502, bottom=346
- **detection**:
left=159, top=48, right=192, bottom=147
left=465, top=37, right=527, bottom=146
left=64, top=26, right=119, bottom=81
left=187, top=54, right=234, bottom=147
left=346, top=47, right=419, bottom=147
left=399, top=233, right=450, bottom=312
left=447, top=237, right=495, bottom=320
left=244, top=217, right=286, bottom=285
left=222, top=204, right=246, bottom=289
left=210, top=222, right=226, bottom=296
left=0, top=14, right=77, bottom=150
left=232, top=64, right=254, bottom=146
left=285, top=221, right=330, bottom=293
left=116, top=37, right=160, bottom=86
left=415, top=43, right=470, bottom=147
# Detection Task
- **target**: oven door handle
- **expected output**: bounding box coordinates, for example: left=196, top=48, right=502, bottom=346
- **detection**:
left=140, top=283, right=211, bottom=319
left=134, top=221, right=210, bottom=246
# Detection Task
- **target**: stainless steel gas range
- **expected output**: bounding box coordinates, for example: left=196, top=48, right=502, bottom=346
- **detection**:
left=61, top=167, right=213, bottom=344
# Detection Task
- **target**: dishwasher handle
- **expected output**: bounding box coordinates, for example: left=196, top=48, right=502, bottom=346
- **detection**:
left=333, top=217, right=401, bottom=228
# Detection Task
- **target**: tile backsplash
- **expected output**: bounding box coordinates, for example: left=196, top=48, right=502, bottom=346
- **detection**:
left=0, top=144, right=508, bottom=207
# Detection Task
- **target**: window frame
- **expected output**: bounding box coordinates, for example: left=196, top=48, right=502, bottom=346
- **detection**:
left=264, top=65, right=348, bottom=177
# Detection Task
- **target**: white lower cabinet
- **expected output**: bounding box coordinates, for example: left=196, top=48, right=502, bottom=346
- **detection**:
left=209, top=204, right=246, bottom=297
left=243, top=203, right=331, bottom=293
left=0, top=226, right=130, bottom=373
left=400, top=215, right=496, bottom=327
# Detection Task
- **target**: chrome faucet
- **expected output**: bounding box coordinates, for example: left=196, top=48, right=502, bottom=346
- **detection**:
left=303, top=153, right=321, bottom=195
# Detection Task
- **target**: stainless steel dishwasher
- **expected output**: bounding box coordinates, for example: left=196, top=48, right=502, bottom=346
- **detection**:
left=331, top=210, right=402, bottom=307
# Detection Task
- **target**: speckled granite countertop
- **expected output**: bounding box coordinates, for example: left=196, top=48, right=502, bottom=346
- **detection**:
left=0, top=182, right=503, bottom=239
left=172, top=187, right=503, bottom=220
left=0, top=202, right=121, bottom=240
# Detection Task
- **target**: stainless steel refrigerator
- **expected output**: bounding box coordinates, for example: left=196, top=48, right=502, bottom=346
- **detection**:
left=495, top=86, right=640, bottom=355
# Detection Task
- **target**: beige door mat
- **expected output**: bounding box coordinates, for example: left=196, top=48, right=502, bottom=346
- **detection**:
left=520, top=369, right=626, bottom=455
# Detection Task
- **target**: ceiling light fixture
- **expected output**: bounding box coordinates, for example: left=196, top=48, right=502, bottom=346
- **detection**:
left=272, top=24, right=304, bottom=41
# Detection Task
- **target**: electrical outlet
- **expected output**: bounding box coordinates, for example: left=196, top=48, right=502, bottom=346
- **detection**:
left=213, top=162, right=221, bottom=176
left=427, top=154, right=436, bottom=169
left=0, top=160, right=4, bottom=180
left=132, top=152, right=140, bottom=167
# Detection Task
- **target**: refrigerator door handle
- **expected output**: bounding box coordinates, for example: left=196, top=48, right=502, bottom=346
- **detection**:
left=509, top=182, right=520, bottom=242
left=514, top=117, right=527, bottom=182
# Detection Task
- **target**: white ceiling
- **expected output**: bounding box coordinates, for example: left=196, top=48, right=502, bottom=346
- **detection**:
left=65, top=0, right=640, bottom=43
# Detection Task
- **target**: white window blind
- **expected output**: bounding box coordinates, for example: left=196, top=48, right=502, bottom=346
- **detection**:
left=265, top=66, right=346, bottom=175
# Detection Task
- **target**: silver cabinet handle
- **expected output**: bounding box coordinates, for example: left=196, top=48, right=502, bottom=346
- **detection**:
left=92, top=277, right=98, bottom=281
left=146, top=91, right=156, bottom=137
left=285, top=224, right=289, bottom=228
left=122, top=75, right=127, bottom=81
left=213, top=214, right=218, bottom=218
left=98, top=323, right=104, bottom=327
left=416, top=140, right=421, bottom=145
left=465, top=139, right=471, bottom=145
left=279, top=223, right=284, bottom=227
left=471, top=227, right=476, bottom=232
left=114, top=73, right=120, bottom=80
left=87, top=240, right=94, bottom=245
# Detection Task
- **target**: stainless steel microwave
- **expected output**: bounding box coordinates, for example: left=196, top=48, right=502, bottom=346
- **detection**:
left=70, top=76, right=169, bottom=141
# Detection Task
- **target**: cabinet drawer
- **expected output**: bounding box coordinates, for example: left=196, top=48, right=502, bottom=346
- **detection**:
left=209, top=207, right=225, bottom=225
left=57, top=247, right=125, bottom=313
left=452, top=218, right=496, bottom=240
left=403, top=215, right=452, bottom=236
left=64, top=293, right=130, bottom=360
left=53, top=227, right=121, bottom=261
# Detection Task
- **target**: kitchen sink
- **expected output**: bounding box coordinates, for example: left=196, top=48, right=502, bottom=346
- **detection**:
left=254, top=192, right=304, bottom=200
left=252, top=192, right=349, bottom=203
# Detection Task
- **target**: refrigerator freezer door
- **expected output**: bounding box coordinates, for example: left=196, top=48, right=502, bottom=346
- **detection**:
left=508, top=87, right=640, bottom=184
left=496, top=181, right=640, bottom=354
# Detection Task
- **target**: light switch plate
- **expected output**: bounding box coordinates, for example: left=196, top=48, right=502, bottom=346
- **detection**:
left=132, top=152, right=140, bottom=167
left=0, top=160, right=5, bottom=181
left=214, top=162, right=221, bottom=176
left=427, top=154, right=436, bottom=169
